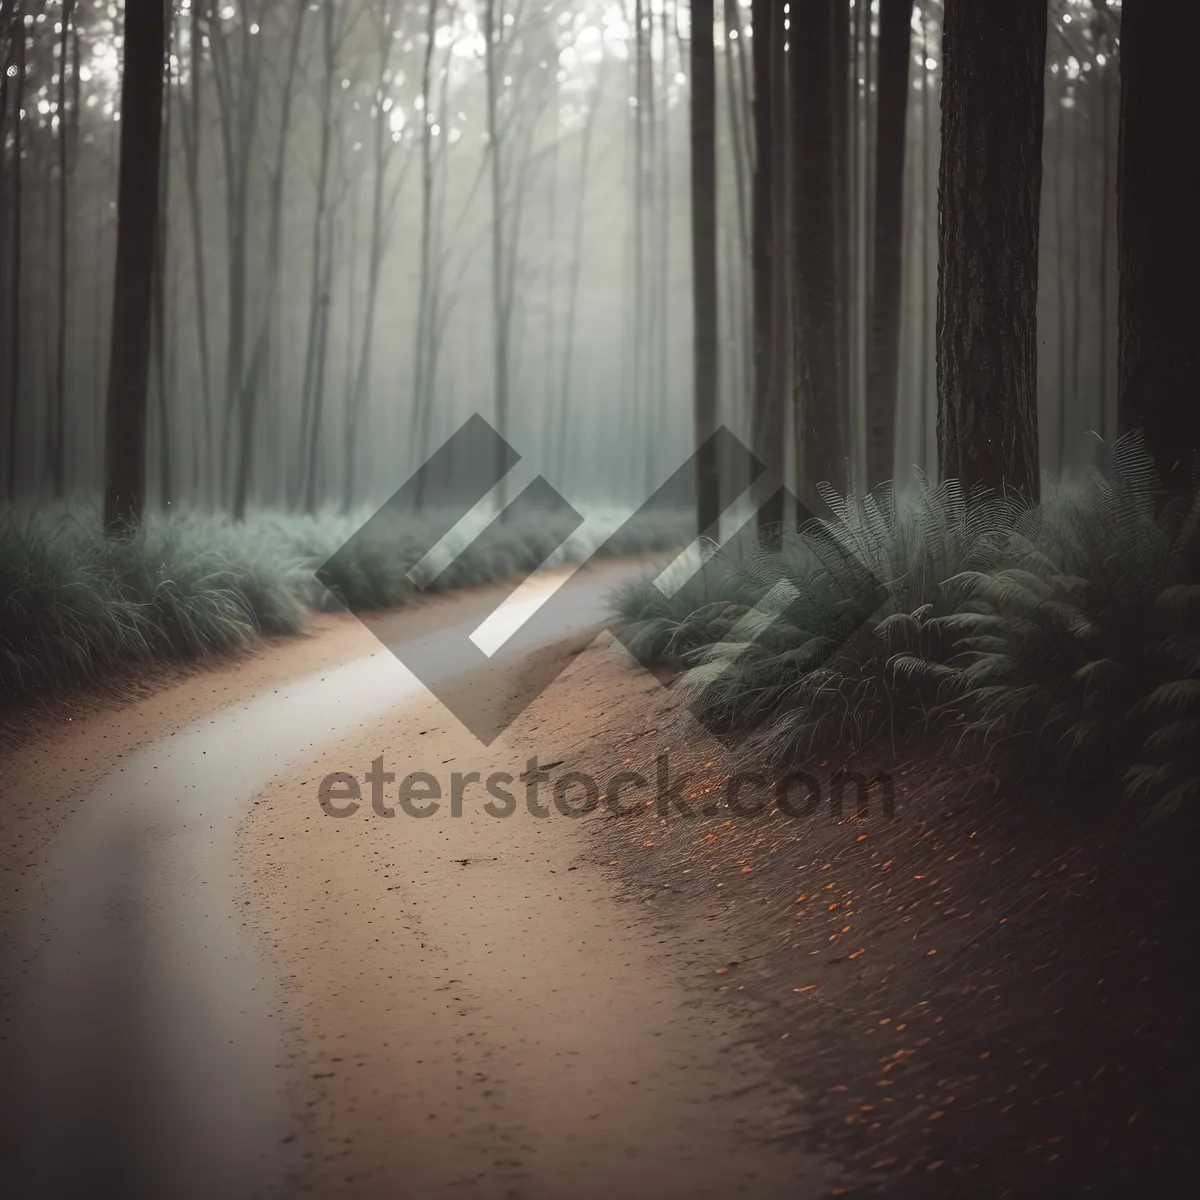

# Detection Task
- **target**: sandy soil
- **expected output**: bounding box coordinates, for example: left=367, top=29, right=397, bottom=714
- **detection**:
left=562, top=661, right=1198, bottom=1200
left=1, top=559, right=840, bottom=1199
left=237, top=633, right=836, bottom=1199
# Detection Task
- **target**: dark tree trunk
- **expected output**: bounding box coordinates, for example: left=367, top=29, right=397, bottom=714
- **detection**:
left=751, top=0, right=784, bottom=540
left=51, top=0, right=75, bottom=498
left=1116, top=0, right=1200, bottom=495
left=235, top=0, right=306, bottom=521
left=790, top=0, right=846, bottom=509
left=865, top=0, right=913, bottom=489
left=5, top=3, right=24, bottom=501
left=180, top=1, right=213, bottom=503
left=690, top=0, right=720, bottom=534
left=936, top=0, right=1046, bottom=502
left=104, top=0, right=166, bottom=531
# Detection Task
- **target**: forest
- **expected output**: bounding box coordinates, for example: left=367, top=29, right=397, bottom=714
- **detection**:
left=3, top=3, right=1200, bottom=1197
left=0, top=0, right=1197, bottom=797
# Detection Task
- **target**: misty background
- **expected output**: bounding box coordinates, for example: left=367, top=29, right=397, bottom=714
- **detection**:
left=0, top=0, right=1119, bottom=514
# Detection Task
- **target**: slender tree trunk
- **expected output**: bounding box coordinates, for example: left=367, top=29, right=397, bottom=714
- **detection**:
left=1054, top=95, right=1068, bottom=473
left=345, top=0, right=397, bottom=515
left=723, top=0, right=752, bottom=408
left=751, top=0, right=783, bottom=540
left=50, top=0, right=75, bottom=497
left=104, top=0, right=166, bottom=531
left=865, top=0, right=913, bottom=489
left=936, top=0, right=1046, bottom=502
left=301, top=0, right=338, bottom=513
left=483, top=0, right=511, bottom=507
left=1070, top=80, right=1083, bottom=443
left=1116, top=0, right=1200, bottom=494
left=412, top=0, right=439, bottom=506
left=558, top=59, right=606, bottom=481
left=153, top=21, right=172, bottom=508
left=1097, top=36, right=1112, bottom=439
left=917, top=5, right=930, bottom=468
left=5, top=4, right=24, bottom=501
left=791, top=0, right=846, bottom=509
left=180, top=3, right=213, bottom=503
left=234, top=0, right=306, bottom=520
left=690, top=0, right=720, bottom=534
left=830, top=0, right=850, bottom=462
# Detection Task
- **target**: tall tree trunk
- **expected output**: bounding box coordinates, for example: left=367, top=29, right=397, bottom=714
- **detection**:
left=936, top=0, right=1046, bottom=502
left=791, top=0, right=846, bottom=510
left=50, top=0, right=75, bottom=498
left=723, top=0, right=752, bottom=409
left=104, top=0, right=166, bottom=531
left=483, top=0, right=511, bottom=508
left=1096, top=20, right=1113, bottom=440
left=300, top=0, right=338, bottom=513
left=751, top=0, right=783, bottom=539
left=558, top=59, right=606, bottom=481
left=865, top=0, right=913, bottom=489
left=1054, top=94, right=1068, bottom=473
left=690, top=0, right=720, bottom=534
left=1116, top=0, right=1200, bottom=494
left=179, top=2, right=213, bottom=503
left=412, top=0, right=439, bottom=507
left=234, top=0, right=306, bottom=520
left=344, top=0, right=397, bottom=515
left=5, top=3, right=24, bottom=501
left=153, top=19, right=172, bottom=508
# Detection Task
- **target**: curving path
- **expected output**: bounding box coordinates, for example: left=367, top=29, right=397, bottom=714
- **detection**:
left=0, top=559, right=828, bottom=1199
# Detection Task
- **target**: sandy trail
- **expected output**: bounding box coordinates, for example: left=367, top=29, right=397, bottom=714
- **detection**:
left=1, top=559, right=828, bottom=1199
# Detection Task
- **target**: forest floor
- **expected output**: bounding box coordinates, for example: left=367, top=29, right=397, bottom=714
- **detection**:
left=568, top=671, right=1198, bottom=1199
left=1, top=561, right=1194, bottom=1198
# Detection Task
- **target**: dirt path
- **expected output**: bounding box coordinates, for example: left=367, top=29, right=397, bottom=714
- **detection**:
left=0, top=561, right=832, bottom=1199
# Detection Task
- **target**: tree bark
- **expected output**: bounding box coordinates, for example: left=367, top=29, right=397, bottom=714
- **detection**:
left=483, top=0, right=512, bottom=508
left=234, top=0, right=306, bottom=520
left=751, top=0, right=784, bottom=540
left=5, top=2, right=24, bottom=501
left=790, top=0, right=846, bottom=509
left=1116, top=0, right=1200, bottom=495
left=50, top=0, right=76, bottom=498
left=104, top=0, right=166, bottom=531
left=344, top=0, right=398, bottom=514
left=178, top=0, right=214, bottom=503
left=936, top=0, right=1046, bottom=502
left=690, top=0, right=720, bottom=534
left=558, top=59, right=606, bottom=482
left=864, top=0, right=913, bottom=489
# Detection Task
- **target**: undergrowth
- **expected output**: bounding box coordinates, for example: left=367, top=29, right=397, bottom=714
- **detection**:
left=613, top=435, right=1200, bottom=821
left=0, top=505, right=689, bottom=705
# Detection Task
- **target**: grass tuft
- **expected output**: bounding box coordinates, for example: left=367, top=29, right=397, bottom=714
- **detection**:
left=0, top=505, right=690, bottom=708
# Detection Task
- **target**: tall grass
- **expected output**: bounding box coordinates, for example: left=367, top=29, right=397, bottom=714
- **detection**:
left=614, top=435, right=1200, bottom=820
left=0, top=505, right=690, bottom=706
